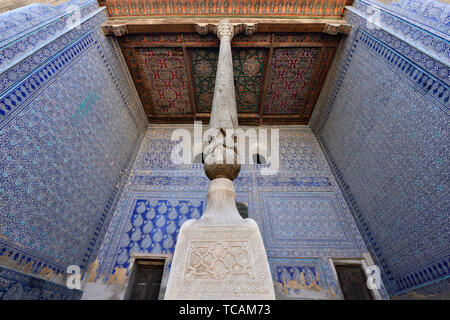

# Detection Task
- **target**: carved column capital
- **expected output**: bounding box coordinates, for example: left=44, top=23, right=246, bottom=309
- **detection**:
left=217, top=19, right=234, bottom=40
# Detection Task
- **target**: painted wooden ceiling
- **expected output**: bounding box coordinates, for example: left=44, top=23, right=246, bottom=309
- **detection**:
left=119, top=31, right=341, bottom=124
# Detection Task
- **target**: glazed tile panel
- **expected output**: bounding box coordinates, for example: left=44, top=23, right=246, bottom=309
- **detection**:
left=311, top=14, right=449, bottom=296
left=0, top=2, right=147, bottom=298
left=119, top=32, right=340, bottom=123
left=97, top=190, right=209, bottom=276
left=0, top=1, right=100, bottom=73
left=190, top=48, right=218, bottom=113
left=0, top=30, right=136, bottom=270
left=115, top=197, right=205, bottom=270
left=351, top=1, right=450, bottom=66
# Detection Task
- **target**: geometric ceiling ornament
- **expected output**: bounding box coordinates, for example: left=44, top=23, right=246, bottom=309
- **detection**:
left=118, top=32, right=341, bottom=124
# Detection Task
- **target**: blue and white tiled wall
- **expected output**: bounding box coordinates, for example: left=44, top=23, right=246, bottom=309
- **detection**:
left=94, top=125, right=386, bottom=299
left=310, top=0, right=449, bottom=297
left=0, top=1, right=148, bottom=299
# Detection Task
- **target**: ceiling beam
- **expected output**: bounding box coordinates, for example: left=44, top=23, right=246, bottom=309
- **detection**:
left=101, top=18, right=351, bottom=37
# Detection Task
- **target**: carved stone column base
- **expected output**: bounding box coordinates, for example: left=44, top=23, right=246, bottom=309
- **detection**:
left=164, top=178, right=275, bottom=300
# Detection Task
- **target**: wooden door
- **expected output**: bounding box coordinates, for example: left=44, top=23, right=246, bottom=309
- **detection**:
left=335, top=265, right=373, bottom=300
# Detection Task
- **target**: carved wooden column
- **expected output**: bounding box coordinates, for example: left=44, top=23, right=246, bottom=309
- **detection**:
left=164, top=20, right=275, bottom=300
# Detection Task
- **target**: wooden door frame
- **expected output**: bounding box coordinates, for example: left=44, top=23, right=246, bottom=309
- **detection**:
left=123, top=253, right=172, bottom=300
left=328, top=255, right=383, bottom=300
